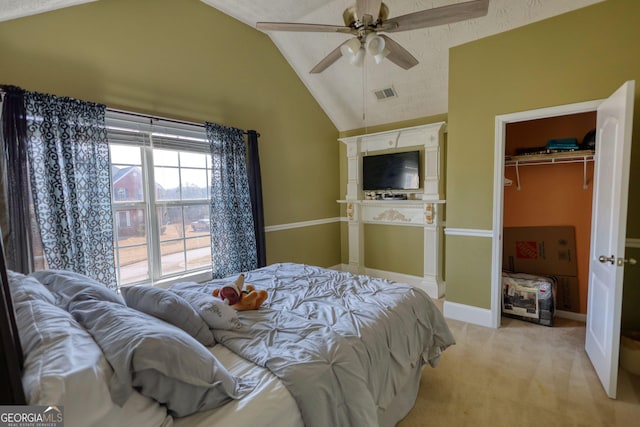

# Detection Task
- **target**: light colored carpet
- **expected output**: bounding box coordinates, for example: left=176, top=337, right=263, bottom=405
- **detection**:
left=398, top=306, right=640, bottom=427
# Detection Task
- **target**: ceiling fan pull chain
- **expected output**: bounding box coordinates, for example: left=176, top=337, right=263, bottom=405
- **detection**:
left=362, top=57, right=367, bottom=129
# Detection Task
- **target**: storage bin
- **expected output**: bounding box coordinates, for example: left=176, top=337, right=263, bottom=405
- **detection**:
left=502, top=271, right=556, bottom=327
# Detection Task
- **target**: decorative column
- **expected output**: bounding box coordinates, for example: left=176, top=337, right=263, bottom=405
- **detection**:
left=345, top=138, right=365, bottom=273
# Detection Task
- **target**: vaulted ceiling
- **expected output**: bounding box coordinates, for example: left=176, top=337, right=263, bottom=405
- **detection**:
left=1, top=0, right=604, bottom=131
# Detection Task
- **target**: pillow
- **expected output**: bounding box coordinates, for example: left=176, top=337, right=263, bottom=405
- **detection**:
left=170, top=288, right=241, bottom=331
left=7, top=270, right=56, bottom=304
left=14, top=298, right=170, bottom=427
left=120, top=286, right=214, bottom=347
left=69, top=299, right=256, bottom=417
left=30, top=269, right=124, bottom=309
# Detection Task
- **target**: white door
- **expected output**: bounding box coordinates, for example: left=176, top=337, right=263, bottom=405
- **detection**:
left=586, top=80, right=635, bottom=398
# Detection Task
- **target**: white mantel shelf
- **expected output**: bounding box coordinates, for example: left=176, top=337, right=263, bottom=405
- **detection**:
left=338, top=122, right=446, bottom=298
left=339, top=199, right=444, bottom=228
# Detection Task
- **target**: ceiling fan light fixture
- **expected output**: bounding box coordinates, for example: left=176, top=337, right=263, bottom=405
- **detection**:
left=339, top=37, right=365, bottom=66
left=365, top=33, right=386, bottom=56
left=341, top=37, right=362, bottom=56
left=373, top=48, right=390, bottom=64
left=350, top=47, right=365, bottom=66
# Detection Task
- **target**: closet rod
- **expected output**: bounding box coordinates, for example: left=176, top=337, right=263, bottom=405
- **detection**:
left=509, top=157, right=593, bottom=191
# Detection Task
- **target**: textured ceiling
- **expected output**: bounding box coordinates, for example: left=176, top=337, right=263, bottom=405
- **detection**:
left=0, top=0, right=604, bottom=132
left=202, top=0, right=604, bottom=132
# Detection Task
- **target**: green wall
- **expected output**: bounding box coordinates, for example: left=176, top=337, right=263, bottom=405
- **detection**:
left=446, top=235, right=493, bottom=308
left=446, top=0, right=640, bottom=325
left=364, top=224, right=423, bottom=276
left=0, top=0, right=342, bottom=267
left=266, top=223, right=341, bottom=267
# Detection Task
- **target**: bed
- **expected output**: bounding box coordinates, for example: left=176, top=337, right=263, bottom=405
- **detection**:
left=1, top=248, right=455, bottom=427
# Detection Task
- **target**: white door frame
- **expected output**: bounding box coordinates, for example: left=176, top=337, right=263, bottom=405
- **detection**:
left=491, top=100, right=602, bottom=329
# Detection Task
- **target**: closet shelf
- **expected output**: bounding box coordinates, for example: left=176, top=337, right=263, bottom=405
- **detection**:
left=504, top=150, right=594, bottom=191
left=504, top=150, right=594, bottom=167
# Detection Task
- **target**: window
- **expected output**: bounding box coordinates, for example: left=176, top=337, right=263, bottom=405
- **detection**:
left=107, top=111, right=212, bottom=286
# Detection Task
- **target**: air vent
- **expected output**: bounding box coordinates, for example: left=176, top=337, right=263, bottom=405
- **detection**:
left=373, top=86, right=398, bottom=101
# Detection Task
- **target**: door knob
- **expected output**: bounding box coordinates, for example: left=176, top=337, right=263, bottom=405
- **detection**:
left=599, top=255, right=615, bottom=264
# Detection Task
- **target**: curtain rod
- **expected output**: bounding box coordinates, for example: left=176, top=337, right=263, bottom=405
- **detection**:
left=0, top=90, right=259, bottom=138
left=107, top=108, right=260, bottom=137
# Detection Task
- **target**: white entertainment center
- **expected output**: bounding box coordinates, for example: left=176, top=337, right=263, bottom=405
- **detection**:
left=338, top=122, right=446, bottom=298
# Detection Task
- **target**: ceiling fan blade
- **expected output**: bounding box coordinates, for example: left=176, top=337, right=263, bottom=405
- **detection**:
left=256, top=22, right=352, bottom=33
left=382, top=0, right=489, bottom=33
left=356, top=0, right=383, bottom=22
left=309, top=41, right=349, bottom=74
left=379, top=35, right=419, bottom=70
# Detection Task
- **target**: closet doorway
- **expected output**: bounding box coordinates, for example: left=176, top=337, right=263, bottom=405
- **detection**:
left=503, top=111, right=596, bottom=320
left=491, top=80, right=635, bottom=399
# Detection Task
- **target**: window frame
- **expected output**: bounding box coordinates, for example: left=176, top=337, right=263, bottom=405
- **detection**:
left=107, top=111, right=213, bottom=287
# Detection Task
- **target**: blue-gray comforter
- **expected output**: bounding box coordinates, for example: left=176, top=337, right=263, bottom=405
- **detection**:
left=172, top=263, right=455, bottom=427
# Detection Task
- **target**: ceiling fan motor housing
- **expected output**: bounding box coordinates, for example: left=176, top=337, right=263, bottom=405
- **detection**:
left=343, top=2, right=389, bottom=28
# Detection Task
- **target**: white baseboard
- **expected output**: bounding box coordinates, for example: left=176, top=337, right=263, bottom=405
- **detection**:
left=555, top=310, right=587, bottom=322
left=332, top=264, right=443, bottom=299
left=443, top=301, right=496, bottom=328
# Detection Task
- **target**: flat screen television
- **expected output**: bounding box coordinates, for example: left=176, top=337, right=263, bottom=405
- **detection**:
left=362, top=150, right=420, bottom=191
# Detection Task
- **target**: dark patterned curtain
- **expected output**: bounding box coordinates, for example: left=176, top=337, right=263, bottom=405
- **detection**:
left=25, top=92, right=117, bottom=289
left=0, top=86, right=34, bottom=274
left=206, top=123, right=257, bottom=278
left=246, top=130, right=266, bottom=268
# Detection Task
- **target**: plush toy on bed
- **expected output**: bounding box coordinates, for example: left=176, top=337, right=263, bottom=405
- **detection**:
left=212, top=273, right=267, bottom=311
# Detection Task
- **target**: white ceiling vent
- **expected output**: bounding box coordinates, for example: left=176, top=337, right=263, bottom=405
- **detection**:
left=373, top=87, right=398, bottom=101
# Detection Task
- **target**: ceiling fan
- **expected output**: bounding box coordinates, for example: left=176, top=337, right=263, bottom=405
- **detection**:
left=256, top=0, right=490, bottom=73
